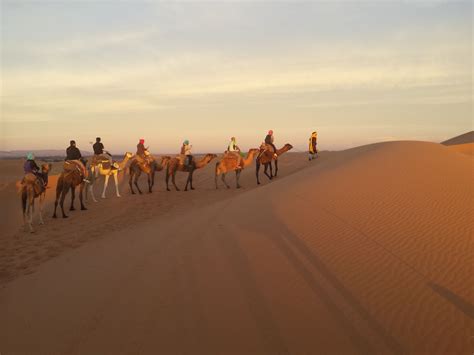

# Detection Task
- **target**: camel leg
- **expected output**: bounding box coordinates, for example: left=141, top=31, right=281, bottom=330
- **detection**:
left=256, top=160, right=261, bottom=185
left=150, top=170, right=155, bottom=193
left=172, top=170, right=180, bottom=191
left=79, top=183, right=87, bottom=210
left=165, top=167, right=171, bottom=191
left=185, top=170, right=194, bottom=191
left=190, top=170, right=195, bottom=190
left=22, top=188, right=28, bottom=228
left=53, top=191, right=60, bottom=219
left=89, top=183, right=98, bottom=203
left=236, top=170, right=242, bottom=189
left=274, top=160, right=279, bottom=177
left=147, top=173, right=152, bottom=193
left=114, top=173, right=121, bottom=197
left=263, top=163, right=272, bottom=180
left=70, top=186, right=76, bottom=211
left=129, top=170, right=135, bottom=194
left=39, top=193, right=45, bottom=225
left=60, top=186, right=68, bottom=218
left=221, top=173, right=230, bottom=189
left=102, top=174, right=110, bottom=198
left=134, top=171, right=143, bottom=194
left=27, top=191, right=34, bottom=233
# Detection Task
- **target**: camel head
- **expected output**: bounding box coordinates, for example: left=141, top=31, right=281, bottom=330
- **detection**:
left=41, top=163, right=52, bottom=174
left=160, top=156, right=171, bottom=166
left=283, top=143, right=293, bottom=151
left=248, top=148, right=260, bottom=155
left=204, top=153, right=218, bottom=162
left=124, top=152, right=133, bottom=159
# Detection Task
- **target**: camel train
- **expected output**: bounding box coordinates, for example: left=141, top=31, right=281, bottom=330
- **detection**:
left=19, top=134, right=297, bottom=231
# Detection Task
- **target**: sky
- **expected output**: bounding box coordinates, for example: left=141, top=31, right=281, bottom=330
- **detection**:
left=1, top=0, right=472, bottom=154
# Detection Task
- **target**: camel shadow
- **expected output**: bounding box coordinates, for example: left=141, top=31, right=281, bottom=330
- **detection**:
left=428, top=282, right=474, bottom=319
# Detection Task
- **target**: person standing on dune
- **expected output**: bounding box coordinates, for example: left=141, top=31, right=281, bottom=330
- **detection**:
left=309, top=131, right=318, bottom=161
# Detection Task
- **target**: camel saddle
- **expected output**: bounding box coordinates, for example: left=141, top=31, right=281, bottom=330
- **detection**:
left=175, top=154, right=195, bottom=167
left=63, top=160, right=87, bottom=178
left=223, top=151, right=244, bottom=169
left=91, top=154, right=111, bottom=166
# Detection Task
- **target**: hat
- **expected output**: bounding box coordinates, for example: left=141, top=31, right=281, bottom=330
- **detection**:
left=268, top=130, right=273, bottom=135
left=139, top=139, right=145, bottom=144
left=27, top=152, right=35, bottom=160
left=183, top=140, right=189, bottom=145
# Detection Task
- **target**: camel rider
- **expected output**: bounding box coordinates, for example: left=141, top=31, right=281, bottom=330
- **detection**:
left=136, top=138, right=152, bottom=165
left=92, top=137, right=110, bottom=165
left=265, top=130, right=278, bottom=159
left=93, top=137, right=105, bottom=155
left=65, top=140, right=88, bottom=181
left=181, top=140, right=193, bottom=166
left=23, top=152, right=47, bottom=186
left=227, top=137, right=241, bottom=154
left=309, top=131, right=318, bottom=161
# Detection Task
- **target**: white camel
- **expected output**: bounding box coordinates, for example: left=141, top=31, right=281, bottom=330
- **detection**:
left=87, top=152, right=133, bottom=201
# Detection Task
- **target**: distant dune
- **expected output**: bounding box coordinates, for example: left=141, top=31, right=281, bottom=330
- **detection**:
left=441, top=130, right=474, bottom=145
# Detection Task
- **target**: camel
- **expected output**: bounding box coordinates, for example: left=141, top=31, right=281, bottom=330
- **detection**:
left=256, top=143, right=293, bottom=185
left=215, top=149, right=260, bottom=189
left=129, top=155, right=171, bottom=194
left=87, top=152, right=133, bottom=201
left=20, top=164, right=52, bottom=233
left=166, top=154, right=217, bottom=191
left=53, top=161, right=88, bottom=218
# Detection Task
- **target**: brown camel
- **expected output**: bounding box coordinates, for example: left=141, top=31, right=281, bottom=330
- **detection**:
left=166, top=154, right=217, bottom=191
left=256, top=143, right=293, bottom=184
left=20, top=164, right=52, bottom=233
left=129, top=155, right=171, bottom=194
left=215, top=149, right=259, bottom=189
left=53, top=161, right=88, bottom=218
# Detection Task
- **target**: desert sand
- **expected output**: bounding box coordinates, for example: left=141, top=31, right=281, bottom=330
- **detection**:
left=0, top=141, right=473, bottom=354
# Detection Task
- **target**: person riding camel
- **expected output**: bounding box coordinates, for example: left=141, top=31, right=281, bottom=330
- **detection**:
left=227, top=137, right=241, bottom=154
left=135, top=138, right=152, bottom=166
left=65, top=140, right=89, bottom=182
left=264, top=130, right=278, bottom=159
left=181, top=140, right=193, bottom=167
left=23, top=152, right=47, bottom=187
left=92, top=137, right=111, bottom=165
left=309, top=131, right=318, bottom=161
left=93, top=137, right=105, bottom=155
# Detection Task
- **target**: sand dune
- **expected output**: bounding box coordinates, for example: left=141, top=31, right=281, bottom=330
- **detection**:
left=0, top=142, right=472, bottom=354
left=448, top=142, right=474, bottom=156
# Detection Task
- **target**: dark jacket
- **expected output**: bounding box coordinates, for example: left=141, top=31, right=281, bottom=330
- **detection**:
left=24, top=160, right=40, bottom=174
left=137, top=143, right=146, bottom=156
left=265, top=134, right=274, bottom=144
left=93, top=142, right=104, bottom=155
left=66, top=146, right=82, bottom=160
